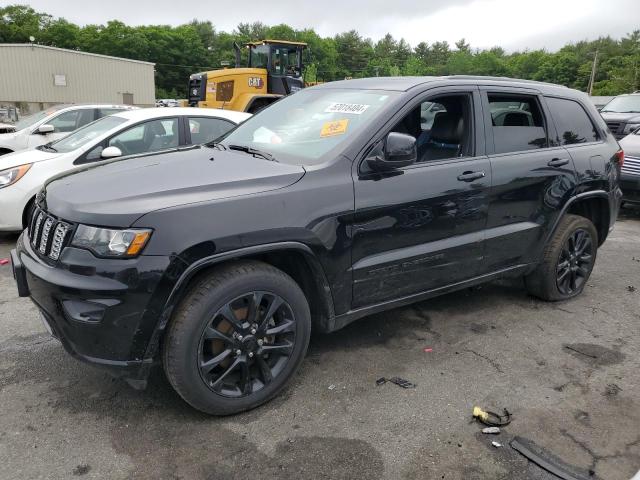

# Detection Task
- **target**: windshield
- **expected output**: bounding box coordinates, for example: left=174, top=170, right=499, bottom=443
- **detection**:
left=249, top=45, right=269, bottom=69
left=601, top=95, right=640, bottom=113
left=220, top=89, right=398, bottom=165
left=48, top=116, right=127, bottom=153
left=13, top=106, right=66, bottom=131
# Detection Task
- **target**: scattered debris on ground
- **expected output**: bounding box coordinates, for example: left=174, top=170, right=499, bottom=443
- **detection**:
left=627, top=285, right=636, bottom=292
left=473, top=406, right=512, bottom=426
left=423, top=347, right=433, bottom=352
left=376, top=377, right=416, bottom=388
left=482, top=427, right=501, bottom=434
left=510, top=436, right=597, bottom=480
left=0, top=258, right=9, bottom=265
left=492, top=441, right=502, bottom=448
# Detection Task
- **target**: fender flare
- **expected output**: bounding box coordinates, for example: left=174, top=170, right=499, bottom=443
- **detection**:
left=544, top=190, right=610, bottom=245
left=141, top=241, right=335, bottom=365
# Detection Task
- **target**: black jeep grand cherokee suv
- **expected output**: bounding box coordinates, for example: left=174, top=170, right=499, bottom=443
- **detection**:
left=12, top=76, right=623, bottom=415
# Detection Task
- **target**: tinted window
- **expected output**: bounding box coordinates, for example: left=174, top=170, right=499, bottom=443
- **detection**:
left=108, top=118, right=179, bottom=156
left=188, top=117, right=235, bottom=144
left=390, top=94, right=473, bottom=163
left=488, top=94, right=547, bottom=153
left=546, top=97, right=599, bottom=145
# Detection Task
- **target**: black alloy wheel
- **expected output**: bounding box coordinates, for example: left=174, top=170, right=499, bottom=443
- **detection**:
left=555, top=228, right=594, bottom=296
left=197, top=291, right=296, bottom=397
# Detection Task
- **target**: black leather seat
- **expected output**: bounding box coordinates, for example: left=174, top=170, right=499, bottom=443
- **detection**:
left=503, top=111, right=530, bottom=126
left=419, top=113, right=463, bottom=161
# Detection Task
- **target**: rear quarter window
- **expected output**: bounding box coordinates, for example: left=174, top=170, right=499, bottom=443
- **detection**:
left=545, top=97, right=600, bottom=145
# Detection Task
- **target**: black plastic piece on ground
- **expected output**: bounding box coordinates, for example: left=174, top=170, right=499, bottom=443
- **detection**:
left=510, top=436, right=597, bottom=480
left=375, top=377, right=416, bottom=388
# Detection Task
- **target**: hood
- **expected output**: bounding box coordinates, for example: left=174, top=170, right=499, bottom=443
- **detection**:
left=620, top=133, right=640, bottom=157
left=43, top=146, right=306, bottom=227
left=0, top=148, right=60, bottom=168
left=0, top=130, right=20, bottom=144
left=600, top=111, right=640, bottom=123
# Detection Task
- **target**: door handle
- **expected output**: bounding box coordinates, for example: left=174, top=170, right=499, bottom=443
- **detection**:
left=548, top=158, right=569, bottom=167
left=457, top=171, right=485, bottom=182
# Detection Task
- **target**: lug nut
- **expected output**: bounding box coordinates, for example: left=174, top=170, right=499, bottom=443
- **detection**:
left=235, top=349, right=242, bottom=355
left=258, top=339, right=263, bottom=346
left=251, top=328, right=257, bottom=335
left=237, top=335, right=243, bottom=341
left=248, top=352, right=254, bottom=358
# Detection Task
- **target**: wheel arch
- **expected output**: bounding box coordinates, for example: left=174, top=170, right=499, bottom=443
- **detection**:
left=157, top=242, right=335, bottom=342
left=244, top=95, right=281, bottom=113
left=548, top=191, right=611, bottom=246
left=22, top=194, right=36, bottom=229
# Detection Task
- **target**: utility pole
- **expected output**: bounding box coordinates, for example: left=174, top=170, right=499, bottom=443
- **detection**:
left=588, top=49, right=598, bottom=96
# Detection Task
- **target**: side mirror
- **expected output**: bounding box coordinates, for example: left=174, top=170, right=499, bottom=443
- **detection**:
left=101, top=146, right=122, bottom=159
left=366, top=132, right=417, bottom=172
left=37, top=124, right=55, bottom=134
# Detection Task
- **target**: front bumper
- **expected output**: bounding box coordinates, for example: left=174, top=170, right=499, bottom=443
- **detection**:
left=12, top=232, right=171, bottom=385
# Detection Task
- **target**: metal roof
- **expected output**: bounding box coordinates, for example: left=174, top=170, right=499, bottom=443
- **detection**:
left=0, top=43, right=155, bottom=66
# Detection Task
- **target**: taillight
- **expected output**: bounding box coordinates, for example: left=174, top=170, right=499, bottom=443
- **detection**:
left=616, top=149, right=624, bottom=167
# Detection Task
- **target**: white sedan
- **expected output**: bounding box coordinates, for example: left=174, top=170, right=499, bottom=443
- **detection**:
left=0, top=107, right=250, bottom=231
left=0, top=104, right=137, bottom=155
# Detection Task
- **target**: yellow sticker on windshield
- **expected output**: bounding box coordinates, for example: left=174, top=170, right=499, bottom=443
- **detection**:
left=320, top=119, right=349, bottom=137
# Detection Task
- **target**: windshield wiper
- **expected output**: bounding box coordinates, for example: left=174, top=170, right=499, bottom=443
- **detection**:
left=228, top=144, right=276, bottom=162
left=206, top=141, right=227, bottom=150
left=37, top=144, right=57, bottom=152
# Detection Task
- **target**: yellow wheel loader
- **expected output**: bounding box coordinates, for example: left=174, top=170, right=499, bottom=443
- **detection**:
left=188, top=40, right=307, bottom=113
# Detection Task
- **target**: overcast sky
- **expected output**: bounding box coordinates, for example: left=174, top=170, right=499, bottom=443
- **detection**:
left=18, top=0, right=640, bottom=51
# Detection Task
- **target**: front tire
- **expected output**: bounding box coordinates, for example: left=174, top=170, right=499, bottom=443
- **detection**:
left=162, top=260, right=311, bottom=415
left=525, top=214, right=598, bottom=301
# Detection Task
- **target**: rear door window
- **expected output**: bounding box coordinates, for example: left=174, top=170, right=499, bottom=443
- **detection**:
left=488, top=94, right=548, bottom=154
left=188, top=117, right=235, bottom=144
left=545, top=97, right=600, bottom=145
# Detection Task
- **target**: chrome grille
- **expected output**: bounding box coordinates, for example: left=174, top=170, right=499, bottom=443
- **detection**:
left=28, top=207, right=72, bottom=260
left=606, top=122, right=621, bottom=134
left=622, top=156, right=640, bottom=177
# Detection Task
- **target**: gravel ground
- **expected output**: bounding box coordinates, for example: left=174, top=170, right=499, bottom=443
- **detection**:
left=0, top=207, right=639, bottom=480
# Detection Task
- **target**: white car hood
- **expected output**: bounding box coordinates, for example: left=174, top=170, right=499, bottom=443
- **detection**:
left=0, top=131, right=20, bottom=143
left=0, top=148, right=60, bottom=169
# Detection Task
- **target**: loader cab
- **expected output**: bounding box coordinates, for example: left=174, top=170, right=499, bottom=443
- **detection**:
left=247, top=40, right=306, bottom=95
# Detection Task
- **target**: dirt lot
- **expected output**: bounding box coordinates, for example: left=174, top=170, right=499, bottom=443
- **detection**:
left=1, top=208, right=639, bottom=480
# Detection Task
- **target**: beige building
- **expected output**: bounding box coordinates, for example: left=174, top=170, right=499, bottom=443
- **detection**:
left=0, top=44, right=155, bottom=115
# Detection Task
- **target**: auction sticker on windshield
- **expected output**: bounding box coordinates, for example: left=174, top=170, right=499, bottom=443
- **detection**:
left=325, top=103, right=370, bottom=115
left=320, top=119, right=349, bottom=137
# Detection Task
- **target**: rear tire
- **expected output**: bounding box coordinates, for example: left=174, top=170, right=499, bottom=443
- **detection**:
left=162, top=260, right=311, bottom=415
left=525, top=214, right=598, bottom=301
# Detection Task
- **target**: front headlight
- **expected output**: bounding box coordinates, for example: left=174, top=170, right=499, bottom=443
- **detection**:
left=0, top=164, right=31, bottom=189
left=624, top=123, right=640, bottom=134
left=71, top=225, right=152, bottom=258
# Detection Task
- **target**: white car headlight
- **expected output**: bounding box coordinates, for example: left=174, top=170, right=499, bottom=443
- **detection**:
left=71, top=225, right=152, bottom=258
left=0, top=164, right=32, bottom=188
left=624, top=123, right=640, bottom=134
